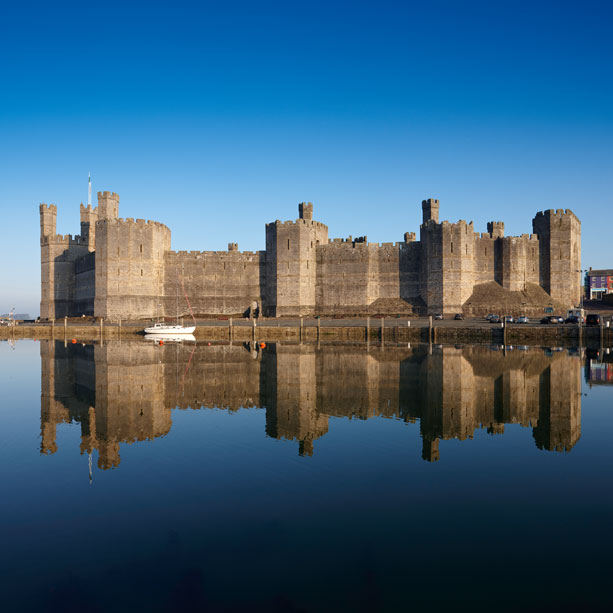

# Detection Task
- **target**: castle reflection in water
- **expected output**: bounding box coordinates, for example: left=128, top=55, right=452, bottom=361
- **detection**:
left=40, top=340, right=583, bottom=468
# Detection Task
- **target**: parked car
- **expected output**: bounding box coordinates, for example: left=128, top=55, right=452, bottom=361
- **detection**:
left=434, top=313, right=443, bottom=320
left=489, top=315, right=501, bottom=324
left=552, top=316, right=564, bottom=324
left=586, top=314, right=602, bottom=327
left=454, top=313, right=464, bottom=320
left=540, top=316, right=555, bottom=324
left=517, top=316, right=529, bottom=324
left=503, top=316, right=514, bottom=323
left=565, top=315, right=582, bottom=324
left=485, top=313, right=495, bottom=321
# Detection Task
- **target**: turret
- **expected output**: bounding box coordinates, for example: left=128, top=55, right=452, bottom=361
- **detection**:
left=422, top=198, right=439, bottom=225
left=298, top=202, right=313, bottom=221
left=487, top=221, right=504, bottom=238
left=97, top=191, right=119, bottom=220
left=80, top=203, right=98, bottom=249
left=40, top=204, right=57, bottom=237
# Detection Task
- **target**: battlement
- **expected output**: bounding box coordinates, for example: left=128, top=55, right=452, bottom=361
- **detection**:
left=267, top=219, right=328, bottom=230
left=80, top=203, right=98, bottom=213
left=534, top=208, right=579, bottom=221
left=97, top=191, right=119, bottom=200
left=40, top=203, right=57, bottom=213
left=167, top=249, right=260, bottom=258
left=404, top=232, right=416, bottom=243
left=440, top=219, right=474, bottom=231
left=41, top=233, right=88, bottom=246
left=228, top=242, right=239, bottom=251
left=95, top=217, right=169, bottom=230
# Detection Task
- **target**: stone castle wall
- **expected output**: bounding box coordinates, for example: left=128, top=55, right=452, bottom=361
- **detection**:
left=39, top=191, right=582, bottom=319
left=164, top=249, right=264, bottom=317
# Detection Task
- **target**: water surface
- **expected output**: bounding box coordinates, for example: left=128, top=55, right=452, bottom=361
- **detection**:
left=1, top=339, right=612, bottom=612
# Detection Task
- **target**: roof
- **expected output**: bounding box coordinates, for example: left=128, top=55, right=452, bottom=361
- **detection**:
left=587, top=269, right=613, bottom=277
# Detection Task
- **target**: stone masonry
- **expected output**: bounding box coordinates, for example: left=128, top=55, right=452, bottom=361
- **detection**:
left=39, top=191, right=581, bottom=319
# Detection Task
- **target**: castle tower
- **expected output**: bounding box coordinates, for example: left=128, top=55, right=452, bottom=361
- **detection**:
left=97, top=191, right=119, bottom=219
left=94, top=214, right=171, bottom=320
left=80, top=203, right=99, bottom=250
left=422, top=198, right=439, bottom=225
left=40, top=204, right=58, bottom=319
left=264, top=202, right=328, bottom=317
left=532, top=209, right=581, bottom=307
left=419, top=200, right=475, bottom=313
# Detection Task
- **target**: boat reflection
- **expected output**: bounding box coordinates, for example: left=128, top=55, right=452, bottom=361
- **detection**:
left=40, top=340, right=583, bottom=469
left=145, top=333, right=196, bottom=343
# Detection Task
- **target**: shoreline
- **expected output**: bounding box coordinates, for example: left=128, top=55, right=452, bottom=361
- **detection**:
left=2, top=318, right=611, bottom=347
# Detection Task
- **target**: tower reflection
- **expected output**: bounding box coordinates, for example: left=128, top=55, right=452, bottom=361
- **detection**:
left=40, top=341, right=582, bottom=467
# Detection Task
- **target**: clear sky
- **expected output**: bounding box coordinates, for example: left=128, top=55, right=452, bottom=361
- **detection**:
left=0, top=0, right=611, bottom=316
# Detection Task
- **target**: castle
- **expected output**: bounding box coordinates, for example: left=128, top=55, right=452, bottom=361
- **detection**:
left=40, top=191, right=581, bottom=319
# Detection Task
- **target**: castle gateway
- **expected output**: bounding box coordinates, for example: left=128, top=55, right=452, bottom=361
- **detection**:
left=40, top=192, right=581, bottom=320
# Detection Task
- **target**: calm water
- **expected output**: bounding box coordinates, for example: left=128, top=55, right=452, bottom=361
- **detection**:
left=1, top=339, right=612, bottom=612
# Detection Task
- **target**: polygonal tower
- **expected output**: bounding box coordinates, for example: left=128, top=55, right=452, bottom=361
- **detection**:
left=264, top=202, right=328, bottom=316
left=532, top=209, right=581, bottom=307
left=93, top=191, right=171, bottom=320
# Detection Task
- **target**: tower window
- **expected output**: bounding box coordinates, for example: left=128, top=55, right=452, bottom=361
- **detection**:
left=451, top=242, right=454, bottom=253
left=140, top=269, right=143, bottom=276
left=140, top=244, right=143, bottom=253
left=287, top=239, right=290, bottom=250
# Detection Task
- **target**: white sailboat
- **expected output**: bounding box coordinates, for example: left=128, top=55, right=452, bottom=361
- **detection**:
left=144, top=268, right=197, bottom=336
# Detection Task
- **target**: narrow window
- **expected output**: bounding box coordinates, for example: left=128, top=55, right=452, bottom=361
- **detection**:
left=311, top=241, right=313, bottom=249
left=287, top=239, right=290, bottom=250
left=451, top=242, right=454, bottom=253
left=465, top=245, right=468, bottom=255
left=140, top=269, right=143, bottom=276
left=485, top=247, right=488, bottom=256
left=139, top=244, right=143, bottom=253
left=117, top=247, right=120, bottom=256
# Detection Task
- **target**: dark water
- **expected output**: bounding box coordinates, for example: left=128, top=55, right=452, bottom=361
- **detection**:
left=1, top=339, right=612, bottom=612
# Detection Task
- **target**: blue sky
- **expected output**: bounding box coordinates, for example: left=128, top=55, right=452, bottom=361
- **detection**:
left=0, top=0, right=611, bottom=316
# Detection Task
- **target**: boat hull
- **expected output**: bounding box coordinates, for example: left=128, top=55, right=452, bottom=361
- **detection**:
left=143, top=325, right=196, bottom=335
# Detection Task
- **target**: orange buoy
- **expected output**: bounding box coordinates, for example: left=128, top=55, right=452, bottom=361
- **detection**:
left=159, top=340, right=164, bottom=345
left=71, top=338, right=77, bottom=344
left=260, top=342, right=266, bottom=349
